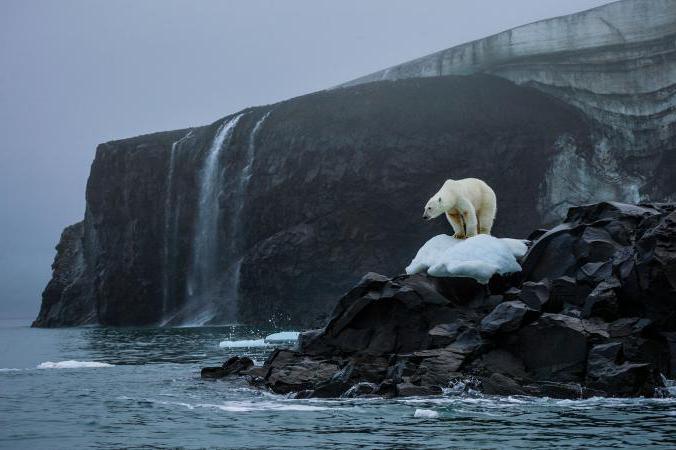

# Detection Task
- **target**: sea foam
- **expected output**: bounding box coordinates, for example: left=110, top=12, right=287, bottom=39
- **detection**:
left=37, top=360, right=114, bottom=369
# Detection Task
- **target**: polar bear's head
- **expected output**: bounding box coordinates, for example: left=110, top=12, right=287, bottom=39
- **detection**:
left=422, top=196, right=444, bottom=220
left=423, top=182, right=456, bottom=220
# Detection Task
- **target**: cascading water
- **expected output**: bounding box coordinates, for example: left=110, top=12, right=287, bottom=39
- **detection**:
left=226, top=112, right=270, bottom=313
left=161, top=131, right=193, bottom=324
left=185, top=114, right=243, bottom=325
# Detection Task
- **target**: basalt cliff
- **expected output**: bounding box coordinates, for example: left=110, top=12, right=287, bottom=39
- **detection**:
left=34, top=0, right=676, bottom=327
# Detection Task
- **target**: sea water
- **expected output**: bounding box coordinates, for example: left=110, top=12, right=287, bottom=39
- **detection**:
left=1, top=318, right=675, bottom=449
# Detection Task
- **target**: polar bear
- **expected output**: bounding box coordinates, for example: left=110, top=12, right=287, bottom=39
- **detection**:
left=422, top=178, right=497, bottom=238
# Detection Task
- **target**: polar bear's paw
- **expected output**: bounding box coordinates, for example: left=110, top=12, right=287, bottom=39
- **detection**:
left=452, top=232, right=467, bottom=239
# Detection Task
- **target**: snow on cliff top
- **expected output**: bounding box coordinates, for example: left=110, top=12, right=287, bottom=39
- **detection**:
left=405, top=234, right=528, bottom=283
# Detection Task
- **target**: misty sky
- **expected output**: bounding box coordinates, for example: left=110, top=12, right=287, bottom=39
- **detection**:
left=0, top=0, right=614, bottom=318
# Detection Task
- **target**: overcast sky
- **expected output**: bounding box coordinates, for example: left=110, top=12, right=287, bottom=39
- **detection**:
left=0, top=0, right=614, bottom=319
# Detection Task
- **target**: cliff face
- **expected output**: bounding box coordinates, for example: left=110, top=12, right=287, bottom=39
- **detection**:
left=343, top=0, right=676, bottom=222
left=34, top=0, right=676, bottom=328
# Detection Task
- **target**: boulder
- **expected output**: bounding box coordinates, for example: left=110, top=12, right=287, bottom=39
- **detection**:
left=201, top=356, right=254, bottom=379
left=480, top=301, right=539, bottom=334
left=518, top=281, right=561, bottom=313
left=481, top=373, right=530, bottom=396
left=582, top=279, right=620, bottom=321
left=586, top=343, right=658, bottom=396
left=516, top=314, right=590, bottom=382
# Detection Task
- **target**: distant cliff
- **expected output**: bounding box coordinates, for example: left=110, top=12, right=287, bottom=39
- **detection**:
left=34, top=0, right=676, bottom=328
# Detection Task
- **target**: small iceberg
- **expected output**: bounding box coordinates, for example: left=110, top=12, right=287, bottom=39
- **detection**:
left=264, top=331, right=300, bottom=343
left=219, top=339, right=267, bottom=348
left=405, top=234, right=527, bottom=283
left=219, top=332, right=300, bottom=348
left=414, top=409, right=439, bottom=419
left=37, top=360, right=114, bottom=369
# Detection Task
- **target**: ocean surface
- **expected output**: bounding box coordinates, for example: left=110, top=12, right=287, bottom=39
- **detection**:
left=1, top=318, right=676, bottom=449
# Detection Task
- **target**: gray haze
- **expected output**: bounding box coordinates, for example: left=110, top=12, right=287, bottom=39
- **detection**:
left=0, top=0, right=614, bottom=318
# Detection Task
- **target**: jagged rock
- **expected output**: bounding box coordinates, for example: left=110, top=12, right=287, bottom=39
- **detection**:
left=201, top=356, right=254, bottom=379
left=586, top=343, right=658, bottom=396
left=609, top=317, right=652, bottom=338
left=518, top=281, right=560, bottom=313
left=482, top=373, right=530, bottom=396
left=264, top=350, right=341, bottom=395
left=662, top=333, right=676, bottom=378
left=480, top=301, right=539, bottom=334
left=582, top=279, right=620, bottom=321
left=396, top=383, right=443, bottom=397
left=427, top=323, right=463, bottom=349
left=525, top=381, right=605, bottom=400
left=515, top=314, right=590, bottom=382
left=210, top=202, right=675, bottom=398
left=549, top=276, right=582, bottom=306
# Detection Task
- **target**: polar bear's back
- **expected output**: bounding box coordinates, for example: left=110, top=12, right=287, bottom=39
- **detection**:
left=448, top=178, right=495, bottom=206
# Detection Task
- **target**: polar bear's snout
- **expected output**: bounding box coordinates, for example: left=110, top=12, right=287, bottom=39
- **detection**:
left=423, top=206, right=433, bottom=220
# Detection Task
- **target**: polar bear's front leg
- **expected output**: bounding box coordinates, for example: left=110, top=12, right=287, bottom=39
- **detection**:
left=445, top=212, right=466, bottom=239
left=457, top=197, right=478, bottom=237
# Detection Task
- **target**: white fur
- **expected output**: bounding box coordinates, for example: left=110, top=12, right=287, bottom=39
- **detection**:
left=422, top=178, right=497, bottom=238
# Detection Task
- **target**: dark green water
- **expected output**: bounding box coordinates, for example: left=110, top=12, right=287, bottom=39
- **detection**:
left=1, top=318, right=675, bottom=449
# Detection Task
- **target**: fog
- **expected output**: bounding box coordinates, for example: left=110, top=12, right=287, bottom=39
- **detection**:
left=0, top=0, right=613, bottom=318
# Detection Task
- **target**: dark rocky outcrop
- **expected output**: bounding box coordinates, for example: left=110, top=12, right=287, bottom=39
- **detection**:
left=35, top=0, right=676, bottom=328
left=201, top=356, right=254, bottom=379
left=224, top=202, right=675, bottom=398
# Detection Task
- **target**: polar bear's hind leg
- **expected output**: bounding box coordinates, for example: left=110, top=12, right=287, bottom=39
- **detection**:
left=478, top=206, right=496, bottom=235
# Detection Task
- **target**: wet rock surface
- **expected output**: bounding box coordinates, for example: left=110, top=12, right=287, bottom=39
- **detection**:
left=214, top=202, right=676, bottom=398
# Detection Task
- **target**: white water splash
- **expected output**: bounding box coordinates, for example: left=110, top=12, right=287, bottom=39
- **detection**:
left=186, top=114, right=243, bottom=325
left=121, top=397, right=333, bottom=412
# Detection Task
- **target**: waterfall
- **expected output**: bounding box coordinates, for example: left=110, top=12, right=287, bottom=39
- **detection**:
left=162, top=130, right=192, bottom=324
left=185, top=114, right=243, bottom=324
left=226, top=112, right=270, bottom=312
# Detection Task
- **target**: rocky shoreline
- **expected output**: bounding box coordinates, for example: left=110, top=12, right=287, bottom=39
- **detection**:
left=203, top=202, right=676, bottom=399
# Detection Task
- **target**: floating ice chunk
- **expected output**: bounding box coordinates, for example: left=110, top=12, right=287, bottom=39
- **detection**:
left=37, top=360, right=114, bottom=369
left=218, top=339, right=268, bottom=348
left=405, top=234, right=527, bottom=284
left=218, top=332, right=300, bottom=348
left=264, top=331, right=300, bottom=343
left=414, top=409, right=439, bottom=418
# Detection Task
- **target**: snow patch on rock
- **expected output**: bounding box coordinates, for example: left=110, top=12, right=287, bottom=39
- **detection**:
left=405, top=234, right=527, bottom=283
